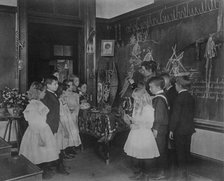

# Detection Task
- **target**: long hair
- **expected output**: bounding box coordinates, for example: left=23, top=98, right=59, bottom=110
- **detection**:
left=28, top=81, right=45, bottom=100
left=132, top=88, right=152, bottom=114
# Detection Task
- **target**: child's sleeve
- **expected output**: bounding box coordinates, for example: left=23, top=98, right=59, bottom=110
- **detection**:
left=39, top=105, right=49, bottom=117
left=23, top=103, right=48, bottom=130
left=152, top=97, right=168, bottom=131
left=23, top=104, right=33, bottom=122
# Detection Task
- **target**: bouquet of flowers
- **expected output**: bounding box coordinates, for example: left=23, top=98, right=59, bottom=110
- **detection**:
left=2, top=87, right=28, bottom=109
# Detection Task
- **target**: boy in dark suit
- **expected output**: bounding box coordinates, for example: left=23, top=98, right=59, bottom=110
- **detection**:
left=148, top=76, right=169, bottom=180
left=41, top=75, right=69, bottom=175
left=161, top=73, right=178, bottom=117
left=169, top=76, right=195, bottom=181
left=161, top=73, right=178, bottom=178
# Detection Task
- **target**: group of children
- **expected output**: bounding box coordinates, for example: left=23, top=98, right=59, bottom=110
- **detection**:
left=18, top=64, right=195, bottom=181
left=123, top=71, right=195, bottom=181
left=19, top=74, right=89, bottom=179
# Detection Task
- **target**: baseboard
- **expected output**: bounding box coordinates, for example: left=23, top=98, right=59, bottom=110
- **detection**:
left=191, top=153, right=224, bottom=166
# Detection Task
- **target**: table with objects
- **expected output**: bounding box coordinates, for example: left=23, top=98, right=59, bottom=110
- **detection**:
left=78, top=108, right=128, bottom=164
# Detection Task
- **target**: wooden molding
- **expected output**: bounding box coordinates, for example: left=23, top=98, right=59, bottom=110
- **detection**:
left=96, top=18, right=110, bottom=24
left=110, top=0, right=219, bottom=25
left=0, top=5, right=16, bottom=13
left=28, top=11, right=83, bottom=27
left=191, top=153, right=224, bottom=165
left=27, top=0, right=83, bottom=27
left=194, top=118, right=224, bottom=133
left=109, top=0, right=186, bottom=22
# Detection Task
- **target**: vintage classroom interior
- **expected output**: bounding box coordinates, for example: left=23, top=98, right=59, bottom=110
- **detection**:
left=0, top=0, right=223, bottom=181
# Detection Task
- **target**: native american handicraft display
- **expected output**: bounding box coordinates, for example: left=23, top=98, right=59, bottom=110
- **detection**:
left=97, top=61, right=118, bottom=110
left=119, top=33, right=158, bottom=98
left=165, top=45, right=188, bottom=77
left=204, top=34, right=217, bottom=93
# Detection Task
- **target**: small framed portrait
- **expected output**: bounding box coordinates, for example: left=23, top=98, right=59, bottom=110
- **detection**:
left=101, top=40, right=115, bottom=56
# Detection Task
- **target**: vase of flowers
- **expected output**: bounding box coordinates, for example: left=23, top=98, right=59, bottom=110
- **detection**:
left=2, top=87, right=28, bottom=116
left=7, top=106, right=23, bottom=117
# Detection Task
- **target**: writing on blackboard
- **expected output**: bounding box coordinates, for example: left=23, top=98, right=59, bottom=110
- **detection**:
left=190, top=78, right=224, bottom=101
left=125, top=0, right=219, bottom=33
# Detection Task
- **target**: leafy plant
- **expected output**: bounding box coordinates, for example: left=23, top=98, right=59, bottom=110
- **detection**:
left=1, top=87, right=28, bottom=108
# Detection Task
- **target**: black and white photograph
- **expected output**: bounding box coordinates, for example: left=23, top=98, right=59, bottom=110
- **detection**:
left=0, top=0, right=223, bottom=181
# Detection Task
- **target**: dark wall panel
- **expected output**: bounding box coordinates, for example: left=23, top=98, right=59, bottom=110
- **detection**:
left=96, top=0, right=224, bottom=125
left=0, top=9, right=16, bottom=89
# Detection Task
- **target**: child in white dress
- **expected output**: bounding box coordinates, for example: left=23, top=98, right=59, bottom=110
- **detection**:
left=19, top=82, right=59, bottom=178
left=62, top=80, right=82, bottom=153
left=57, top=82, right=82, bottom=155
left=124, top=88, right=160, bottom=180
left=55, top=83, right=70, bottom=158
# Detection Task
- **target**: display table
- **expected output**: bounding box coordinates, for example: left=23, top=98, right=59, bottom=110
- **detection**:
left=0, top=155, right=42, bottom=181
left=78, top=109, right=128, bottom=164
left=0, top=137, right=11, bottom=159
left=0, top=113, right=22, bottom=152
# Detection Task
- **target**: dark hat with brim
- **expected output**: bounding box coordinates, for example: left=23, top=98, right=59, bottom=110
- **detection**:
left=176, top=76, right=191, bottom=86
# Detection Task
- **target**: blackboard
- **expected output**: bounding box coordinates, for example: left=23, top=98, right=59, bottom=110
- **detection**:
left=191, top=78, right=224, bottom=122
left=109, top=0, right=224, bottom=125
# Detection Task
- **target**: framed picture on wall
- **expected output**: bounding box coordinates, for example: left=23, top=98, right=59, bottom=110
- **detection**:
left=101, top=40, right=115, bottom=56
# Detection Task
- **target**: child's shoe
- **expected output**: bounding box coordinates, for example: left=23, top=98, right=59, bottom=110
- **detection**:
left=149, top=170, right=166, bottom=180
left=129, top=172, right=144, bottom=180
left=42, top=170, right=53, bottom=179
left=56, top=164, right=70, bottom=175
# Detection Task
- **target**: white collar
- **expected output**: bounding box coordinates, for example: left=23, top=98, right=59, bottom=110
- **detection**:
left=166, top=85, right=173, bottom=91
left=178, top=89, right=187, bottom=94
left=47, top=89, right=57, bottom=96
left=155, top=90, right=164, bottom=95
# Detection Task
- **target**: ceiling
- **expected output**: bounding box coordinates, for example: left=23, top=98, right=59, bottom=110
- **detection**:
left=0, top=0, right=154, bottom=19
left=0, top=0, right=17, bottom=6
left=96, top=0, right=154, bottom=19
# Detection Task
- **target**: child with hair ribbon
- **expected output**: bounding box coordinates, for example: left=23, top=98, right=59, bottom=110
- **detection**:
left=123, top=88, right=160, bottom=180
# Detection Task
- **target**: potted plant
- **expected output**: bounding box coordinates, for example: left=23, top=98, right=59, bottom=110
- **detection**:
left=2, top=87, right=28, bottom=116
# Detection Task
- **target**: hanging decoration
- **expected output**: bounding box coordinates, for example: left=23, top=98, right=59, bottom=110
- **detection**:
left=120, top=35, right=141, bottom=97
left=86, top=26, right=95, bottom=54
left=204, top=34, right=217, bottom=94
left=120, top=33, right=158, bottom=97
left=97, top=82, right=103, bottom=104
left=97, top=61, right=118, bottom=110
left=165, top=45, right=188, bottom=76
left=143, top=48, right=154, bottom=62
left=15, top=24, right=25, bottom=71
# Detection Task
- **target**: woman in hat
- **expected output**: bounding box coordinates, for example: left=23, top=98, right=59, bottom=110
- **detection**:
left=169, top=76, right=195, bottom=181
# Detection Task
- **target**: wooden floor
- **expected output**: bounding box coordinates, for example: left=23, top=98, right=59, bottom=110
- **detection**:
left=30, top=146, right=223, bottom=181
left=3, top=131, right=224, bottom=181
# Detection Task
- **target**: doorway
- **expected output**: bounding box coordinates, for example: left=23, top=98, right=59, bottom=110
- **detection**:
left=28, top=23, right=79, bottom=85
